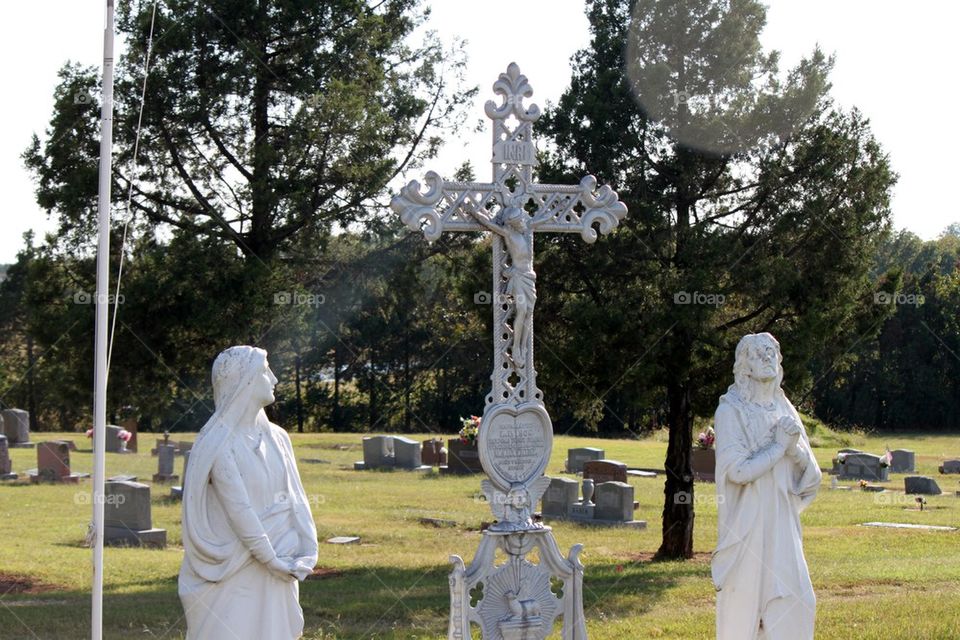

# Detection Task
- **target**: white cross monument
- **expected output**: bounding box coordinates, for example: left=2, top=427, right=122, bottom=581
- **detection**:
left=391, top=62, right=627, bottom=640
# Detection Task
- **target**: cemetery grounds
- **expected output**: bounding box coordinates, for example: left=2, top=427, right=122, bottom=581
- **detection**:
left=1, top=426, right=959, bottom=639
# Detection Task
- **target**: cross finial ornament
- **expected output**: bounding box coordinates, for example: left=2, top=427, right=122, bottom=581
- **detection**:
left=393, top=63, right=625, bottom=640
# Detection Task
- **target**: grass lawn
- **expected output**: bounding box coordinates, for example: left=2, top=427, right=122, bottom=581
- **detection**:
left=2, top=430, right=960, bottom=639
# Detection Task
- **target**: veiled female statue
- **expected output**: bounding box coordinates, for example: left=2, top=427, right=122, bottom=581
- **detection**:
left=712, top=333, right=821, bottom=640
left=179, top=346, right=318, bottom=640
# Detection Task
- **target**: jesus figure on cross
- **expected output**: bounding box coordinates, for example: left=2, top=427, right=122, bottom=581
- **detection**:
left=466, top=197, right=535, bottom=368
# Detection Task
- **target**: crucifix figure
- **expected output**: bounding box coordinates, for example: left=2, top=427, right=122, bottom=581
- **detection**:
left=464, top=196, right=535, bottom=368
left=392, top=63, right=627, bottom=640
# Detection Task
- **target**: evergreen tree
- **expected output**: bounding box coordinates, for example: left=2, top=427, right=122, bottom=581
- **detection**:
left=536, top=0, right=896, bottom=558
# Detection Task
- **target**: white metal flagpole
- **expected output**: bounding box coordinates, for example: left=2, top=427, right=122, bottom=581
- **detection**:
left=92, top=1, right=115, bottom=638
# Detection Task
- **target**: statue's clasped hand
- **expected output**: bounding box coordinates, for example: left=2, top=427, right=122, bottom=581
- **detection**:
left=773, top=416, right=802, bottom=456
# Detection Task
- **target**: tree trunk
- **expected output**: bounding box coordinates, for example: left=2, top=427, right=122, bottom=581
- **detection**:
left=655, top=376, right=695, bottom=559
left=332, top=343, right=342, bottom=430
left=248, top=0, right=273, bottom=259
left=26, top=333, right=38, bottom=431
left=369, top=350, right=378, bottom=430
left=294, top=354, right=304, bottom=433
left=403, top=328, right=411, bottom=432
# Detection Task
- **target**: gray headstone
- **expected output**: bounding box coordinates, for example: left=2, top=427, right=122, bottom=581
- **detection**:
left=0, top=435, right=14, bottom=479
left=838, top=452, right=889, bottom=481
left=153, top=444, right=178, bottom=482
left=362, top=435, right=395, bottom=469
left=1, top=409, right=30, bottom=444
left=105, top=481, right=152, bottom=531
left=103, top=481, right=166, bottom=548
left=889, top=449, right=915, bottom=473
left=593, top=481, right=634, bottom=522
left=904, top=476, right=941, bottom=495
left=939, top=459, right=960, bottom=474
left=104, top=425, right=122, bottom=453
left=182, top=450, right=190, bottom=483
left=569, top=502, right=595, bottom=521
left=541, top=477, right=579, bottom=518
left=566, top=447, right=605, bottom=473
left=393, top=436, right=422, bottom=469
left=832, top=448, right=863, bottom=474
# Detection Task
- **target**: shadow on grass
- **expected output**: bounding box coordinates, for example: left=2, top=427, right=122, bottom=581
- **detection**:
left=0, top=558, right=695, bottom=639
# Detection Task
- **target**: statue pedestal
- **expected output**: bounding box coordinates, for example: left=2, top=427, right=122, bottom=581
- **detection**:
left=448, top=527, right=586, bottom=640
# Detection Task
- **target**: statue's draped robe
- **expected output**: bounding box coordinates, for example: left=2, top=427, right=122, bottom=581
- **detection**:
left=712, top=388, right=821, bottom=640
left=179, top=360, right=317, bottom=640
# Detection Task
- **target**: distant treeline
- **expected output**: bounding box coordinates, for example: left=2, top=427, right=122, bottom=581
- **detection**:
left=1, top=226, right=957, bottom=435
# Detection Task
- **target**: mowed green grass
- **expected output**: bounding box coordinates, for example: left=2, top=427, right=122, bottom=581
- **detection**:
left=2, top=431, right=960, bottom=639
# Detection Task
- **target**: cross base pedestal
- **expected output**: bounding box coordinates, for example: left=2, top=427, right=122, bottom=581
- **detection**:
left=448, top=527, right=587, bottom=639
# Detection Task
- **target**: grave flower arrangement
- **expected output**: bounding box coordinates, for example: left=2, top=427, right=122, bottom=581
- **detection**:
left=84, top=428, right=133, bottom=443
left=459, top=415, right=481, bottom=445
left=696, top=426, right=716, bottom=450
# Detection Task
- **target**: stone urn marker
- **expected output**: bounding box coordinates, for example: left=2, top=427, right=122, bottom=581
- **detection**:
left=392, top=63, right=627, bottom=640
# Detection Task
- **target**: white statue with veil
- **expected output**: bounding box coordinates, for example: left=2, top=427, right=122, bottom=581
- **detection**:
left=179, top=346, right=318, bottom=640
left=712, top=333, right=821, bottom=640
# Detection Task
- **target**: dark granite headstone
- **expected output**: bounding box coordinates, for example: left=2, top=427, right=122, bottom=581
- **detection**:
left=904, top=476, right=941, bottom=495
left=582, top=459, right=628, bottom=485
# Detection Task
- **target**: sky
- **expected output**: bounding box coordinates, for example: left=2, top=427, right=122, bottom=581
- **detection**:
left=1, top=0, right=958, bottom=263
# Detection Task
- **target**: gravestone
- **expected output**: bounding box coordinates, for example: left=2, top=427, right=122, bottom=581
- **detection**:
left=594, top=482, right=635, bottom=523
left=832, top=448, right=863, bottom=474
left=583, top=459, right=628, bottom=484
left=31, top=441, right=81, bottom=483
left=904, top=476, right=941, bottom=495
left=0, top=435, right=17, bottom=480
left=104, top=425, right=123, bottom=453
left=53, top=439, right=77, bottom=452
left=120, top=417, right=138, bottom=452
left=541, top=477, right=579, bottom=518
left=358, top=435, right=395, bottom=470
left=939, top=460, right=960, bottom=474
left=393, top=436, right=428, bottom=470
left=565, top=447, right=605, bottom=474
left=890, top=449, right=915, bottom=473
left=153, top=444, right=178, bottom=483
left=354, top=435, right=430, bottom=471
left=171, top=449, right=191, bottom=499
left=421, top=438, right=446, bottom=466
left=151, top=433, right=176, bottom=455
left=103, top=480, right=166, bottom=548
left=441, top=438, right=483, bottom=475
left=392, top=64, right=628, bottom=638
left=837, top=452, right=889, bottom=482
left=1, top=409, right=32, bottom=447
left=542, top=477, right=645, bottom=529
left=179, top=441, right=193, bottom=456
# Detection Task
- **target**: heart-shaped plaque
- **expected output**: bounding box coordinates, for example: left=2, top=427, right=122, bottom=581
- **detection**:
left=478, top=402, right=553, bottom=492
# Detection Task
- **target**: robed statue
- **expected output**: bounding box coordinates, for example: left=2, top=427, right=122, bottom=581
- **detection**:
left=179, top=346, right=318, bottom=639
left=712, top=333, right=821, bottom=640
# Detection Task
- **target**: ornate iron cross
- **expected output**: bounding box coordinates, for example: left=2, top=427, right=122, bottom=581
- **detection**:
left=391, top=62, right=627, bottom=409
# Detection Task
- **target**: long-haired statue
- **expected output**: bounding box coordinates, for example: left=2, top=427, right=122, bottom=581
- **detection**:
left=712, top=333, right=821, bottom=639
left=179, top=346, right=318, bottom=639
